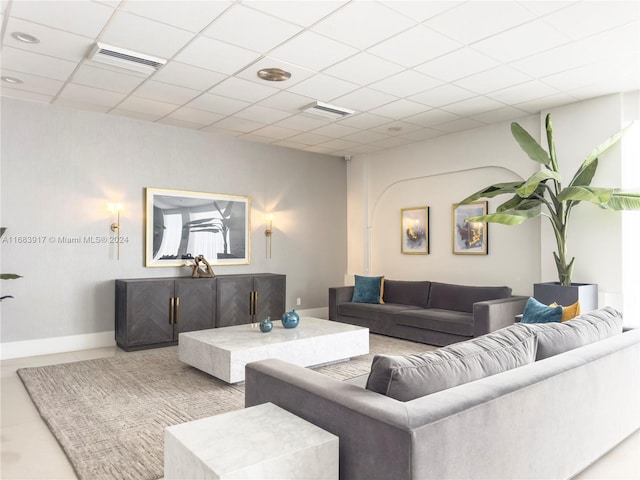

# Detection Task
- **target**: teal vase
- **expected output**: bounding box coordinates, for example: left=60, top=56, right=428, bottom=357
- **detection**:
left=281, top=310, right=300, bottom=329
left=259, top=317, right=273, bottom=333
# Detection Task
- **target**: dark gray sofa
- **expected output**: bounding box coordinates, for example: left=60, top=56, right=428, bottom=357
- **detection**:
left=246, top=308, right=640, bottom=480
left=329, top=280, right=528, bottom=346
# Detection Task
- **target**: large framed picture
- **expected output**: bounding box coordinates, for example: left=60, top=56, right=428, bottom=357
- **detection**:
left=401, top=206, right=429, bottom=254
left=145, top=188, right=251, bottom=267
left=452, top=202, right=488, bottom=255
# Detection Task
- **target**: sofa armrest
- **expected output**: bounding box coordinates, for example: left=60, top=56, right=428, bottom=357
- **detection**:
left=329, top=286, right=354, bottom=321
left=473, top=295, right=528, bottom=337
left=246, top=358, right=414, bottom=480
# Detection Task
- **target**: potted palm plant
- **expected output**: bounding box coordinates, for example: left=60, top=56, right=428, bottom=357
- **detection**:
left=458, top=114, right=640, bottom=310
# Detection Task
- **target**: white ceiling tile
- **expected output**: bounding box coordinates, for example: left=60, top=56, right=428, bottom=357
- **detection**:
left=333, top=87, right=397, bottom=111
left=397, top=127, right=444, bottom=141
left=415, top=48, right=500, bottom=82
left=337, top=112, right=392, bottom=129
left=368, top=25, right=462, bottom=67
left=175, top=36, right=262, bottom=74
left=317, top=138, right=361, bottom=150
left=58, top=83, right=126, bottom=107
left=287, top=132, right=334, bottom=146
left=541, top=60, right=639, bottom=93
left=425, top=1, right=535, bottom=44
left=275, top=114, right=331, bottom=132
left=1, top=47, right=77, bottom=81
left=272, top=139, right=313, bottom=150
left=288, top=73, right=359, bottom=102
left=370, top=121, right=423, bottom=136
left=111, top=108, right=164, bottom=122
left=369, top=99, right=429, bottom=119
left=404, top=109, right=459, bottom=127
left=312, top=1, right=415, bottom=50
left=471, top=20, right=571, bottom=63
left=117, top=96, right=179, bottom=116
left=342, top=130, right=389, bottom=144
left=240, top=133, right=277, bottom=144
left=454, top=66, right=532, bottom=94
left=380, top=1, right=463, bottom=22
left=349, top=143, right=386, bottom=154
left=371, top=135, right=410, bottom=148
left=167, top=107, right=225, bottom=126
left=242, top=1, right=348, bottom=27
left=470, top=106, right=529, bottom=124
left=250, top=125, right=300, bottom=140
left=152, top=62, right=226, bottom=91
left=517, top=1, right=575, bottom=16
left=303, top=144, right=339, bottom=154
left=120, top=1, right=232, bottom=33
left=71, top=64, right=145, bottom=93
left=441, top=96, right=505, bottom=116
left=201, top=124, right=244, bottom=137
left=133, top=80, right=201, bottom=104
left=369, top=69, right=443, bottom=97
left=209, top=77, right=279, bottom=103
left=9, top=0, right=114, bottom=37
left=211, top=116, right=266, bottom=133
left=0, top=68, right=63, bottom=96
left=487, top=80, right=560, bottom=105
left=269, top=31, right=358, bottom=71
left=309, top=122, right=360, bottom=138
left=323, top=52, right=405, bottom=86
left=1, top=87, right=53, bottom=103
left=101, top=11, right=195, bottom=58
left=542, top=1, right=640, bottom=41
left=235, top=57, right=315, bottom=89
left=234, top=105, right=292, bottom=124
left=157, top=117, right=204, bottom=130
left=4, top=18, right=94, bottom=62
left=513, top=92, right=579, bottom=114
left=186, top=93, right=250, bottom=115
left=409, top=84, right=476, bottom=107
left=259, top=90, right=316, bottom=113
left=203, top=4, right=302, bottom=52
left=433, top=117, right=486, bottom=133
left=53, top=98, right=111, bottom=112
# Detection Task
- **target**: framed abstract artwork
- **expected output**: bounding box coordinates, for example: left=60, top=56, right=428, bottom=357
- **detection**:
left=452, top=202, right=488, bottom=255
left=401, top=206, right=429, bottom=254
left=145, top=188, right=251, bottom=267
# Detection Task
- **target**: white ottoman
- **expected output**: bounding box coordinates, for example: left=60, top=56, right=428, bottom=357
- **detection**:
left=164, top=402, right=339, bottom=479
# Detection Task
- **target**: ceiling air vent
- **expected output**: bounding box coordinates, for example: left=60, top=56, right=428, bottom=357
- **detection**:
left=301, top=101, right=354, bottom=120
left=88, top=43, right=166, bottom=75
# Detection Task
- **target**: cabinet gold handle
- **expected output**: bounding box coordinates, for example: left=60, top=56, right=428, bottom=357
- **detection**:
left=169, top=297, right=175, bottom=325
left=254, top=291, right=258, bottom=316
left=175, top=296, right=179, bottom=324
left=249, top=291, right=255, bottom=315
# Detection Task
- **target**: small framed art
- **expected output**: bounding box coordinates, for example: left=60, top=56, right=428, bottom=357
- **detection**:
left=401, top=206, right=429, bottom=254
left=452, top=202, right=488, bottom=255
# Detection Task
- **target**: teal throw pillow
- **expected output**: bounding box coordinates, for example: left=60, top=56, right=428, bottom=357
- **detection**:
left=521, top=297, right=562, bottom=324
left=352, top=275, right=384, bottom=304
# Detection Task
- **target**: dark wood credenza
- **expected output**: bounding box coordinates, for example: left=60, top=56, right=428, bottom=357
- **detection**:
left=115, top=273, right=286, bottom=351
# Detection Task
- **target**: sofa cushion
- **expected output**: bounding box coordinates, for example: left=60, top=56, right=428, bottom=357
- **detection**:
left=352, top=275, right=384, bottom=304
left=525, top=306, right=623, bottom=360
left=365, top=323, right=537, bottom=401
left=521, top=297, right=563, bottom=323
left=338, top=302, right=422, bottom=322
left=382, top=280, right=431, bottom=308
left=394, top=309, right=473, bottom=336
left=550, top=301, right=581, bottom=322
left=427, top=282, right=512, bottom=313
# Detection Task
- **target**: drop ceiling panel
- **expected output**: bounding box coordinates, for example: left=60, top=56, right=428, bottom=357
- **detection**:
left=71, top=64, right=146, bottom=93
left=323, top=52, right=405, bottom=86
left=288, top=73, right=359, bottom=101
left=152, top=62, right=227, bottom=91
left=134, top=80, right=201, bottom=105
left=415, top=48, right=500, bottom=82
left=235, top=57, right=315, bottom=89
left=186, top=93, right=250, bottom=115
left=57, top=83, right=126, bottom=107
left=174, top=36, right=261, bottom=74
left=0, top=68, right=63, bottom=96
left=2, top=47, right=77, bottom=81
left=119, top=0, right=232, bottom=33
left=380, top=1, right=463, bottom=22
left=369, top=69, right=443, bottom=97
left=242, top=1, right=349, bottom=28
left=269, top=31, right=358, bottom=71
left=209, top=77, right=280, bottom=103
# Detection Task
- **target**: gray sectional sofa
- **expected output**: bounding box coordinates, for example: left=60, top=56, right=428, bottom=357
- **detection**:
left=329, top=280, right=528, bottom=346
left=246, top=307, right=640, bottom=480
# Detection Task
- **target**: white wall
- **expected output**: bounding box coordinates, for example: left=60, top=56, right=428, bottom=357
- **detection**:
left=0, top=98, right=347, bottom=348
left=347, top=117, right=541, bottom=296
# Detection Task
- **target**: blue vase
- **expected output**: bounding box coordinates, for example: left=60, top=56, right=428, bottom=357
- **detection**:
left=281, top=310, right=300, bottom=329
left=259, top=317, right=273, bottom=333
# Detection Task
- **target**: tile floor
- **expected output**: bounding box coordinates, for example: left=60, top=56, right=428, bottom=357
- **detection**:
left=1, top=346, right=639, bottom=480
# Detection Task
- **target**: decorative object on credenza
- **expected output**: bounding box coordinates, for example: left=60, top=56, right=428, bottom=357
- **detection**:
left=401, top=206, right=429, bottom=254
left=0, top=227, right=22, bottom=301
left=259, top=317, right=273, bottom=333
left=107, top=203, right=123, bottom=260
left=452, top=202, right=488, bottom=255
left=281, top=309, right=300, bottom=329
left=457, top=114, right=639, bottom=286
left=145, top=188, right=251, bottom=267
left=191, top=255, right=215, bottom=278
left=264, top=213, right=273, bottom=259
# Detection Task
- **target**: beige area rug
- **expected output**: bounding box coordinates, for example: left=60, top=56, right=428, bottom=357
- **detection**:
left=17, top=334, right=433, bottom=480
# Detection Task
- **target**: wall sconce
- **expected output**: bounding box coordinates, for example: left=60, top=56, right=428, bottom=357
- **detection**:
left=264, top=214, right=273, bottom=259
left=108, top=203, right=123, bottom=260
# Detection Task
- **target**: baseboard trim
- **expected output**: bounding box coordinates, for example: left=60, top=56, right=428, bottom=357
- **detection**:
left=1, top=331, right=116, bottom=360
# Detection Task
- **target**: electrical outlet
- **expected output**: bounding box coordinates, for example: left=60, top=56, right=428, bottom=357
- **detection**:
left=296, top=297, right=301, bottom=306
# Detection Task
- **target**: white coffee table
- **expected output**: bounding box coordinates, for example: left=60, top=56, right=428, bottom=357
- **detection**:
left=178, top=317, right=369, bottom=383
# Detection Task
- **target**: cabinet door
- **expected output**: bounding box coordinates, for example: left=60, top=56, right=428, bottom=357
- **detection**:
left=174, top=278, right=216, bottom=336
left=254, top=274, right=286, bottom=322
left=122, top=280, right=175, bottom=348
left=216, top=276, right=254, bottom=327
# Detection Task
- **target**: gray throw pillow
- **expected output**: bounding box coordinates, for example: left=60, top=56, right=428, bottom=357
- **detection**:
left=365, top=323, right=537, bottom=401
left=525, top=306, right=623, bottom=360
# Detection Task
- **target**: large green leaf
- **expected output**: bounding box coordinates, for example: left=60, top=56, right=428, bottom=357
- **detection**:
left=583, top=121, right=635, bottom=167
left=557, top=186, right=613, bottom=204
left=1, top=274, right=22, bottom=280
left=497, top=195, right=543, bottom=212
left=466, top=208, right=542, bottom=226
left=601, top=191, right=640, bottom=210
left=569, top=157, right=598, bottom=188
left=545, top=114, right=559, bottom=172
left=457, top=181, right=523, bottom=205
left=516, top=169, right=562, bottom=197
left=511, top=122, right=551, bottom=166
